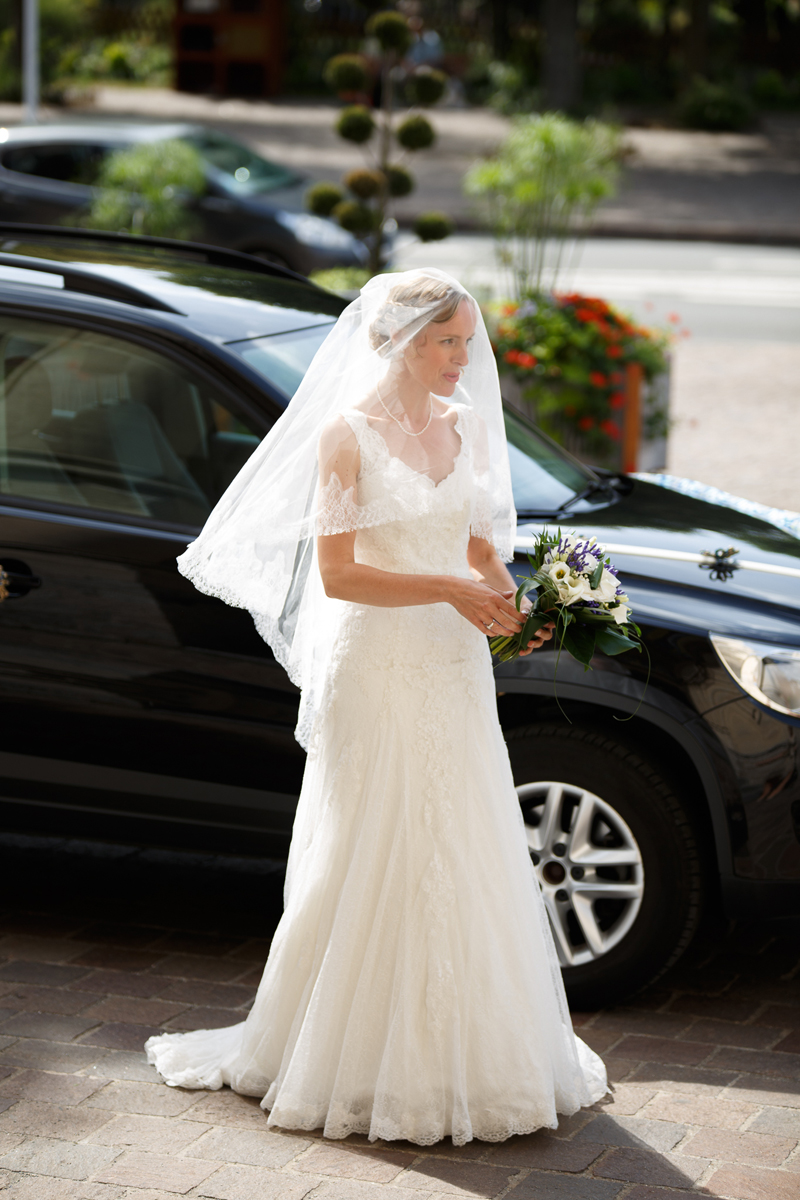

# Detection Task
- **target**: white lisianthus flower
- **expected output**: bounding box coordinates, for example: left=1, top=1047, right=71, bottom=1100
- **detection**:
left=612, top=604, right=631, bottom=625
left=592, top=568, right=619, bottom=603
left=557, top=574, right=592, bottom=605
left=548, top=562, right=570, bottom=585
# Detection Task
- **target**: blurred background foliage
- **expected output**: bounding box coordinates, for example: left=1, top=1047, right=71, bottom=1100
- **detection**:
left=0, top=0, right=797, bottom=129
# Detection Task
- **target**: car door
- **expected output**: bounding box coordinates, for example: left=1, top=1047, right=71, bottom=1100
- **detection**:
left=0, top=143, right=103, bottom=225
left=0, top=310, right=303, bottom=853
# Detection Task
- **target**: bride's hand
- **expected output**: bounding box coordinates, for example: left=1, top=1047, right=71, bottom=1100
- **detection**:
left=518, top=620, right=556, bottom=656
left=448, top=580, right=526, bottom=637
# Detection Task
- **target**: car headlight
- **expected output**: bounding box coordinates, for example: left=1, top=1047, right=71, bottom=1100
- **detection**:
left=274, top=210, right=357, bottom=250
left=711, top=634, right=800, bottom=718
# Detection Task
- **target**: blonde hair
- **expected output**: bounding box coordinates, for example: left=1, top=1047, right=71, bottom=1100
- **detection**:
left=368, top=278, right=464, bottom=356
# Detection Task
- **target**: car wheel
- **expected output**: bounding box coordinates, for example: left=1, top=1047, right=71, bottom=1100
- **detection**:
left=505, top=723, right=703, bottom=1009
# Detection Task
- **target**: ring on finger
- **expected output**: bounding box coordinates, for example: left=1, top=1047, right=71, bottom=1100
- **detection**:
left=486, top=619, right=496, bottom=631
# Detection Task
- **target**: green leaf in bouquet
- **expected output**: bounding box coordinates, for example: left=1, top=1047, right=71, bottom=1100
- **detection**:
left=594, top=625, right=641, bottom=656
left=589, top=560, right=604, bottom=590
left=562, top=622, right=597, bottom=669
left=514, top=577, right=541, bottom=609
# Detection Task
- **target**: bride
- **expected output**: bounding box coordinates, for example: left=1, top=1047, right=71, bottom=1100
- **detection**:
left=145, top=269, right=607, bottom=1146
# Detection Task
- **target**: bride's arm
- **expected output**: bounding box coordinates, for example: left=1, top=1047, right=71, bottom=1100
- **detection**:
left=316, top=423, right=526, bottom=637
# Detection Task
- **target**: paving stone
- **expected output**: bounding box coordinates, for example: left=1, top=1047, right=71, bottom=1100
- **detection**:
left=296, top=1183, right=433, bottom=1200
left=667, top=994, right=762, bottom=1023
left=551, top=1109, right=595, bottom=1138
left=292, top=1142, right=415, bottom=1182
left=683, top=1019, right=786, bottom=1050
left=164, top=1008, right=245, bottom=1032
left=0, top=985, right=103, bottom=1016
left=704, top=1164, right=800, bottom=1199
left=400, top=1157, right=516, bottom=1196
left=727, top=1076, right=800, bottom=1108
left=603, top=1057, right=638, bottom=1083
left=593, top=1012, right=694, bottom=1039
left=72, top=971, right=166, bottom=999
left=75, top=923, right=163, bottom=949
left=0, top=1135, right=121, bottom=1179
left=0, top=1068, right=105, bottom=1105
left=577, top=1029, right=620, bottom=1055
left=154, top=982, right=255, bottom=1009
left=754, top=1006, right=800, bottom=1030
left=682, top=1126, right=797, bottom=1167
left=90, top=1050, right=160, bottom=1082
left=192, top=1163, right=318, bottom=1198
left=591, top=1085, right=657, bottom=1116
left=0, top=1037, right=106, bottom=1072
left=149, top=956, right=250, bottom=984
left=87, top=1114, right=210, bottom=1154
left=575, top=1113, right=686, bottom=1152
left=0, top=963, right=91, bottom=987
left=1, top=915, right=89, bottom=939
left=85, top=1080, right=203, bottom=1117
left=640, top=1091, right=757, bottom=1129
left=81, top=997, right=189, bottom=1026
left=498, top=1172, right=624, bottom=1199
left=0, top=937, right=93, bottom=964
left=610, top=1036, right=713, bottom=1067
left=710, top=1046, right=800, bottom=1081
left=147, top=933, right=245, bottom=957
left=226, top=939, right=273, bottom=961
left=81, top=1022, right=163, bottom=1052
left=747, top=1105, right=800, bottom=1137
left=775, top=1031, right=800, bottom=1054
left=188, top=1126, right=311, bottom=1168
left=231, top=968, right=263, bottom=989
left=630, top=1062, right=738, bottom=1095
left=593, top=1147, right=709, bottom=1186
left=621, top=1189, right=704, bottom=1200
left=72, top=949, right=167, bottom=973
left=0, top=1173, right=128, bottom=1199
left=0, top=1097, right=17, bottom=1115
left=487, top=1130, right=602, bottom=1171
left=177, top=1091, right=268, bottom=1130
left=0, top=1012, right=100, bottom=1042
left=92, top=1148, right=219, bottom=1193
left=0, top=1097, right=115, bottom=1140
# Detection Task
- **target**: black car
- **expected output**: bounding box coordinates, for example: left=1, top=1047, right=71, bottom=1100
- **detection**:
left=0, top=225, right=798, bottom=1010
left=0, top=122, right=368, bottom=275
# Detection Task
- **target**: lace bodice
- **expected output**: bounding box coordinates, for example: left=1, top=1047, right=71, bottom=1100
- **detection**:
left=317, top=404, right=495, bottom=575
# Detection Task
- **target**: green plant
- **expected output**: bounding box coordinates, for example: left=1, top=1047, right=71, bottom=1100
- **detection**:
left=465, top=114, right=621, bottom=299
left=306, top=181, right=345, bottom=217
left=309, top=267, right=371, bottom=297
left=308, top=8, right=451, bottom=275
left=677, top=77, right=754, bottom=131
left=323, top=53, right=371, bottom=95
left=82, top=139, right=205, bottom=239
left=488, top=292, right=671, bottom=459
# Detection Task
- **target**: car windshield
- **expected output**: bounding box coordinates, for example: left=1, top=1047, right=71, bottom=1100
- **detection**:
left=228, top=324, right=335, bottom=398
left=183, top=130, right=300, bottom=194
left=232, top=330, right=599, bottom=516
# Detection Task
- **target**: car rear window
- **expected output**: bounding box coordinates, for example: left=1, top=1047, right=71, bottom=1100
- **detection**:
left=2, top=143, right=106, bottom=186
left=183, top=130, right=300, bottom=194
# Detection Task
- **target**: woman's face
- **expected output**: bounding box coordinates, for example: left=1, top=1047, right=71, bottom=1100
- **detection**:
left=403, top=299, right=477, bottom=396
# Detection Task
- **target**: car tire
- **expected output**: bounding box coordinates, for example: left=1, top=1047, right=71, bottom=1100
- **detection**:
left=505, top=722, right=703, bottom=1010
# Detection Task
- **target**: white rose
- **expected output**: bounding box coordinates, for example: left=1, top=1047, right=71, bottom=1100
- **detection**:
left=612, top=604, right=631, bottom=625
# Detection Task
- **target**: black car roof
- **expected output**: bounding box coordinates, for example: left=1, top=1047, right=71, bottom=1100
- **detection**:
left=0, top=224, right=343, bottom=340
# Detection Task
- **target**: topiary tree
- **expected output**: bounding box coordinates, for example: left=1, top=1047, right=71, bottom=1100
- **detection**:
left=306, top=8, right=453, bottom=276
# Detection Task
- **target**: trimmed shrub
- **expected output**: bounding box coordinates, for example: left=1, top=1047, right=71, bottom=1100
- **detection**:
left=366, top=10, right=413, bottom=55
left=386, top=164, right=414, bottom=197
left=323, top=53, right=371, bottom=95
left=336, top=105, right=376, bottom=144
left=414, top=211, right=453, bottom=242
left=407, top=67, right=447, bottom=107
left=333, top=200, right=376, bottom=235
left=678, top=78, right=754, bottom=131
left=344, top=168, right=384, bottom=200
left=306, top=181, right=345, bottom=217
left=396, top=114, right=435, bottom=151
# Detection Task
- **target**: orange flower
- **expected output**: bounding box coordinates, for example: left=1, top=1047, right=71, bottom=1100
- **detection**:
left=501, top=303, right=519, bottom=316
left=589, top=371, right=607, bottom=387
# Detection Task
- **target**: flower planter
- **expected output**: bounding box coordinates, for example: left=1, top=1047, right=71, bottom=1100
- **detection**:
left=500, top=360, right=671, bottom=474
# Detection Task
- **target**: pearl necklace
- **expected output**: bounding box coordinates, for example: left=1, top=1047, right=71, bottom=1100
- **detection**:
left=376, top=379, right=433, bottom=437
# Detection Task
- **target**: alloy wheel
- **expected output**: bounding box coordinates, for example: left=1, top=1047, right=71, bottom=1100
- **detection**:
left=517, top=781, right=645, bottom=968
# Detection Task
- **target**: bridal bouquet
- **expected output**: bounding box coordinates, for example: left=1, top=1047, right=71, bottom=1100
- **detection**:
left=490, top=530, right=642, bottom=669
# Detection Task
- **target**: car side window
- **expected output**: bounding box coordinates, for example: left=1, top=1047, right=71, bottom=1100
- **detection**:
left=2, top=144, right=107, bottom=186
left=0, top=317, right=263, bottom=527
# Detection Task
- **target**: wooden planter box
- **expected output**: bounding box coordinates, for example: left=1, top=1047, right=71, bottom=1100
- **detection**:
left=500, top=361, right=671, bottom=474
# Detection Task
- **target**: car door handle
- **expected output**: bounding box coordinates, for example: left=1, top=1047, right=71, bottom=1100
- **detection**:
left=0, top=560, right=43, bottom=601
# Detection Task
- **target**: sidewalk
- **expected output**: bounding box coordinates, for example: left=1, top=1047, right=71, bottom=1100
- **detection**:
left=0, top=835, right=798, bottom=1200
left=1, top=87, right=799, bottom=244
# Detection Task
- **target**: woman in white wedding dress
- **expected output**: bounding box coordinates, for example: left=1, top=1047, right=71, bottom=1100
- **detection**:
left=145, top=270, right=607, bottom=1146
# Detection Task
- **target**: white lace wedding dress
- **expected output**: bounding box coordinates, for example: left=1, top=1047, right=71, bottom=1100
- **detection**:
left=146, top=404, right=607, bottom=1145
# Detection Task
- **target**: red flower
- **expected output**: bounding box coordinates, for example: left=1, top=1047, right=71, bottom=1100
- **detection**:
left=610, top=371, right=623, bottom=385
left=517, top=351, right=537, bottom=368
left=589, top=371, right=607, bottom=387
left=600, top=419, right=621, bottom=440
left=609, top=392, right=626, bottom=410
left=606, top=344, right=622, bottom=358
left=503, top=349, right=521, bottom=365
left=578, top=416, right=594, bottom=431
left=501, top=303, right=519, bottom=316
left=574, top=307, right=596, bottom=323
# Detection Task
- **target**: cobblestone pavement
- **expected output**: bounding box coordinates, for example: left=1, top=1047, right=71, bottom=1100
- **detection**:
left=0, top=836, right=797, bottom=1200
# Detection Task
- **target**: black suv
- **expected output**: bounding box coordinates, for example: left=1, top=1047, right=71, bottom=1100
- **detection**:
left=0, top=226, right=798, bottom=1009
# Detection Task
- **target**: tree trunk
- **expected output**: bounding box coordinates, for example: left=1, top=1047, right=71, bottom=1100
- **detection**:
left=542, top=0, right=580, bottom=112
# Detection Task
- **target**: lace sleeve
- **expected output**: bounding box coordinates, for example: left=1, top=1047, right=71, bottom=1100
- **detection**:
left=317, top=471, right=363, bottom=537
